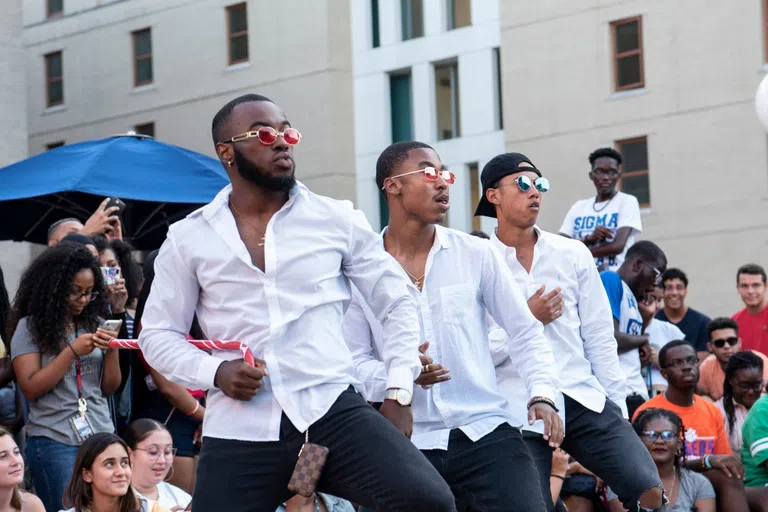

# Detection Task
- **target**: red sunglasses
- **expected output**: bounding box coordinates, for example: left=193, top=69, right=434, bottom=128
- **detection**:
left=385, top=167, right=456, bottom=189
left=222, top=126, right=302, bottom=146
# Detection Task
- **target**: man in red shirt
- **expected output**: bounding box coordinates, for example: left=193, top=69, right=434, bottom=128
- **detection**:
left=732, top=264, right=768, bottom=354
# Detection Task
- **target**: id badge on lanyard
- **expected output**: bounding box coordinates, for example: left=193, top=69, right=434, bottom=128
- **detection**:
left=69, top=356, right=95, bottom=442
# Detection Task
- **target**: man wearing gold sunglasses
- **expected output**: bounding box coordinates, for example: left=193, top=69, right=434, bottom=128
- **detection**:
left=139, top=95, right=454, bottom=511
left=344, top=141, right=561, bottom=512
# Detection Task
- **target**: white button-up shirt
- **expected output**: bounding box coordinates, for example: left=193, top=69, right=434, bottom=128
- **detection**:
left=489, top=227, right=628, bottom=434
left=343, top=226, right=557, bottom=450
left=139, top=183, right=422, bottom=442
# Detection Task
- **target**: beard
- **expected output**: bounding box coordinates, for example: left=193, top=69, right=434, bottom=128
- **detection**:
left=233, top=146, right=296, bottom=192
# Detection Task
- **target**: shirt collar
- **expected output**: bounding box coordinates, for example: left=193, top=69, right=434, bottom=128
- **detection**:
left=202, top=181, right=308, bottom=221
left=490, top=225, right=544, bottom=255
left=379, top=224, right=452, bottom=250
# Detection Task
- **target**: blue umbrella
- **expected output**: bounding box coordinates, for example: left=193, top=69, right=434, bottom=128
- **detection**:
left=0, top=134, right=230, bottom=249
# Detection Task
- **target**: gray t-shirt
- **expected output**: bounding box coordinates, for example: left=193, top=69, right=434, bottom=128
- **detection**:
left=11, top=317, right=114, bottom=445
left=607, top=468, right=715, bottom=511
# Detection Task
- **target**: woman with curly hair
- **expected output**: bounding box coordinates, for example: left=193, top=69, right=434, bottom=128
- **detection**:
left=606, top=408, right=715, bottom=512
left=8, top=243, right=122, bottom=512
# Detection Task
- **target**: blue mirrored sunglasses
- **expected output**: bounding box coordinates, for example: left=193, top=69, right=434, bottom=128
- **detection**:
left=515, top=175, right=550, bottom=193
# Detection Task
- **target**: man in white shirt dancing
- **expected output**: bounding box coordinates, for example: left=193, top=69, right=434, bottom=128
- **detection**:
left=476, top=152, right=665, bottom=512
left=343, top=141, right=562, bottom=511
left=139, top=95, right=455, bottom=512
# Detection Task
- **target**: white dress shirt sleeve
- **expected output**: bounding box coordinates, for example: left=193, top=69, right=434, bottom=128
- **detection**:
left=487, top=314, right=510, bottom=367
left=575, top=243, right=629, bottom=417
left=343, top=289, right=388, bottom=402
left=138, top=232, right=223, bottom=390
left=342, top=208, right=421, bottom=395
left=480, top=244, right=557, bottom=401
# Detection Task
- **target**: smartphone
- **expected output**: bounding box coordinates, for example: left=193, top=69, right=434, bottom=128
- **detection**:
left=101, top=267, right=120, bottom=285
left=105, top=197, right=126, bottom=216
left=99, top=319, right=123, bottom=332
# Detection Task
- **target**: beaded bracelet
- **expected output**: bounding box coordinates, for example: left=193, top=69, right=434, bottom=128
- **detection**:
left=527, top=396, right=559, bottom=412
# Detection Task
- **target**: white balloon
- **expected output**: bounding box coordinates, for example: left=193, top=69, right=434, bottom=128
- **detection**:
left=756, top=74, right=768, bottom=132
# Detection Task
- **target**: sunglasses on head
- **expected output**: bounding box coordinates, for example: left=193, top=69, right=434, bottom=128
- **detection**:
left=221, top=126, right=302, bottom=146
left=642, top=430, right=678, bottom=443
left=712, top=337, right=738, bottom=349
left=385, top=167, right=456, bottom=188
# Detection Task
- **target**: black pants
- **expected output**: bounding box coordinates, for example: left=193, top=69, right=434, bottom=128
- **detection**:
left=422, top=424, right=549, bottom=512
left=523, top=395, right=662, bottom=512
left=193, top=387, right=455, bottom=512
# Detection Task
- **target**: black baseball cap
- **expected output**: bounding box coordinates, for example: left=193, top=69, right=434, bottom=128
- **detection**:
left=474, top=152, right=542, bottom=218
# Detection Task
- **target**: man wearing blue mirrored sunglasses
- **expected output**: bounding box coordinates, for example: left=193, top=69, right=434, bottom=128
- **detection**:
left=476, top=152, right=665, bottom=512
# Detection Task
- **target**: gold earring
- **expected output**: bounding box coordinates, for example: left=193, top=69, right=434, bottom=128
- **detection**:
left=228, top=160, right=233, bottom=167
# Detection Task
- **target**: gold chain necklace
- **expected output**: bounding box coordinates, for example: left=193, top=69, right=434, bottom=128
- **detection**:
left=229, top=200, right=266, bottom=247
left=401, top=266, right=426, bottom=290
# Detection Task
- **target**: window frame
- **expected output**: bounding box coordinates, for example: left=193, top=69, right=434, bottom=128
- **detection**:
left=226, top=2, right=249, bottom=65
left=47, top=0, right=63, bottom=18
left=401, top=0, right=424, bottom=41
left=616, top=135, right=650, bottom=208
left=132, top=28, right=153, bottom=87
left=45, top=51, right=64, bottom=108
left=610, top=16, right=645, bottom=92
left=446, top=0, right=471, bottom=31
left=434, top=60, right=461, bottom=140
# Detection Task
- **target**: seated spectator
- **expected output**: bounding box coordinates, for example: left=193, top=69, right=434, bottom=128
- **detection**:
left=715, top=351, right=765, bottom=456
left=640, top=286, right=685, bottom=396
left=8, top=244, right=122, bottom=512
left=741, top=393, right=768, bottom=509
left=606, top=408, right=715, bottom=512
left=130, top=251, right=204, bottom=495
left=633, top=340, right=750, bottom=511
left=60, top=432, right=151, bottom=512
left=656, top=268, right=711, bottom=360
left=0, top=426, right=45, bottom=511
left=122, top=419, right=191, bottom=509
left=733, top=264, right=768, bottom=355
left=698, top=317, right=768, bottom=401
left=47, top=198, right=124, bottom=247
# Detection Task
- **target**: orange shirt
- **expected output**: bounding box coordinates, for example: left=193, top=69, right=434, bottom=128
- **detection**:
left=697, top=351, right=768, bottom=401
left=633, top=394, right=732, bottom=458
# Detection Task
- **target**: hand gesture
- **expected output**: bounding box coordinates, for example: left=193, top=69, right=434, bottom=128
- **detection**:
left=551, top=448, right=570, bottom=478
left=710, top=455, right=745, bottom=479
left=82, top=198, right=120, bottom=238
left=584, top=226, right=614, bottom=244
left=527, top=285, right=563, bottom=325
left=528, top=401, right=564, bottom=447
left=638, top=342, right=654, bottom=366
left=414, top=342, right=450, bottom=388
left=214, top=358, right=268, bottom=401
left=71, top=333, right=98, bottom=356
left=93, top=327, right=119, bottom=350
left=105, top=217, right=123, bottom=241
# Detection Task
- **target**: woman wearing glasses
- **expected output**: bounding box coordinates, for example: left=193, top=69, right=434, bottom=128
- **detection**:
left=123, top=419, right=191, bottom=510
left=606, top=408, right=715, bottom=512
left=8, top=243, right=122, bottom=512
left=715, top=351, right=765, bottom=456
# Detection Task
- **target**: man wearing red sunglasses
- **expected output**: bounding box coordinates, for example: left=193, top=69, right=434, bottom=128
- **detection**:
left=476, top=152, right=665, bottom=512
left=139, top=95, right=454, bottom=511
left=343, top=141, right=561, bottom=512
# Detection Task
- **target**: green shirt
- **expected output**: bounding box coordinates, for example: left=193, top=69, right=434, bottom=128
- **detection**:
left=741, top=394, right=768, bottom=486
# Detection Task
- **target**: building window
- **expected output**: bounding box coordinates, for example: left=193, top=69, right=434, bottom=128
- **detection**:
left=46, top=141, right=65, bottom=150
left=401, top=0, right=424, bottom=41
left=226, top=3, right=249, bottom=65
left=434, top=61, right=460, bottom=140
left=468, top=162, right=481, bottom=231
left=611, top=16, right=644, bottom=91
left=45, top=51, right=64, bottom=107
left=493, top=47, right=503, bottom=130
left=371, top=0, right=380, bottom=48
left=617, top=136, right=650, bottom=207
left=47, top=0, right=63, bottom=18
left=446, top=0, right=471, bottom=30
left=381, top=72, right=413, bottom=228
left=134, top=122, right=155, bottom=138
left=132, top=28, right=153, bottom=87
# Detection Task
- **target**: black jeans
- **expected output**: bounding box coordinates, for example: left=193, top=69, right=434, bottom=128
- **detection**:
left=422, top=423, right=549, bottom=512
left=193, top=387, right=455, bottom=512
left=523, top=395, right=662, bottom=512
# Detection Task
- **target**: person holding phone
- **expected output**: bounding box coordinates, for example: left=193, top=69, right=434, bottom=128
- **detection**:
left=8, top=244, right=122, bottom=512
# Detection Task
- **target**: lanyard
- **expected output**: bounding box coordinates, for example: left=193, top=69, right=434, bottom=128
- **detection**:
left=74, top=321, right=87, bottom=416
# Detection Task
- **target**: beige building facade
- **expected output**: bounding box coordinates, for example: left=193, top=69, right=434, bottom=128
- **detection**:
left=499, top=0, right=768, bottom=316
